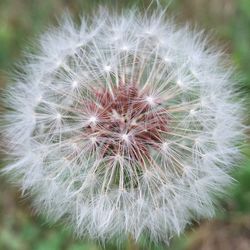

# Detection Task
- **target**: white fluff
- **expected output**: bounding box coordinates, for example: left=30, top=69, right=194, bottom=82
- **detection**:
left=0, top=8, right=245, bottom=244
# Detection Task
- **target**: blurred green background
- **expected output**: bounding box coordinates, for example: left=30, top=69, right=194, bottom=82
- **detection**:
left=0, top=0, right=249, bottom=250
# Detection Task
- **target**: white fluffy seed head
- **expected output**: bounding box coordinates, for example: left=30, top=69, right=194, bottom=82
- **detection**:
left=0, top=8, right=246, bottom=245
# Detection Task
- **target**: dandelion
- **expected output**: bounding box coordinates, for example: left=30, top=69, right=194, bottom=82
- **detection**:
left=0, top=8, right=245, bottom=244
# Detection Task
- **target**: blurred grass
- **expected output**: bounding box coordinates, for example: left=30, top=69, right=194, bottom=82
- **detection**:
left=0, top=0, right=250, bottom=249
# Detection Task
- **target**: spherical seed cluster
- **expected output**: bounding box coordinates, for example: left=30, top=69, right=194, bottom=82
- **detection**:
left=1, top=9, right=245, bottom=243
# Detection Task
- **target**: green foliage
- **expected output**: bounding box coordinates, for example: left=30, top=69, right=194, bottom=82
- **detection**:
left=231, top=158, right=250, bottom=213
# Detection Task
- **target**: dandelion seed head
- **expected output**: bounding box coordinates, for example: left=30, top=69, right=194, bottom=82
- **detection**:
left=1, top=8, right=246, bottom=245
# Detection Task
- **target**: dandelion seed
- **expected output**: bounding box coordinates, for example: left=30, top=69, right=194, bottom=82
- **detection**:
left=72, top=80, right=78, bottom=89
left=121, top=133, right=129, bottom=143
left=56, top=113, right=62, bottom=120
left=145, top=96, right=156, bottom=106
left=104, top=65, right=111, bottom=72
left=189, top=109, right=196, bottom=116
left=88, top=116, right=97, bottom=124
left=90, top=136, right=97, bottom=144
